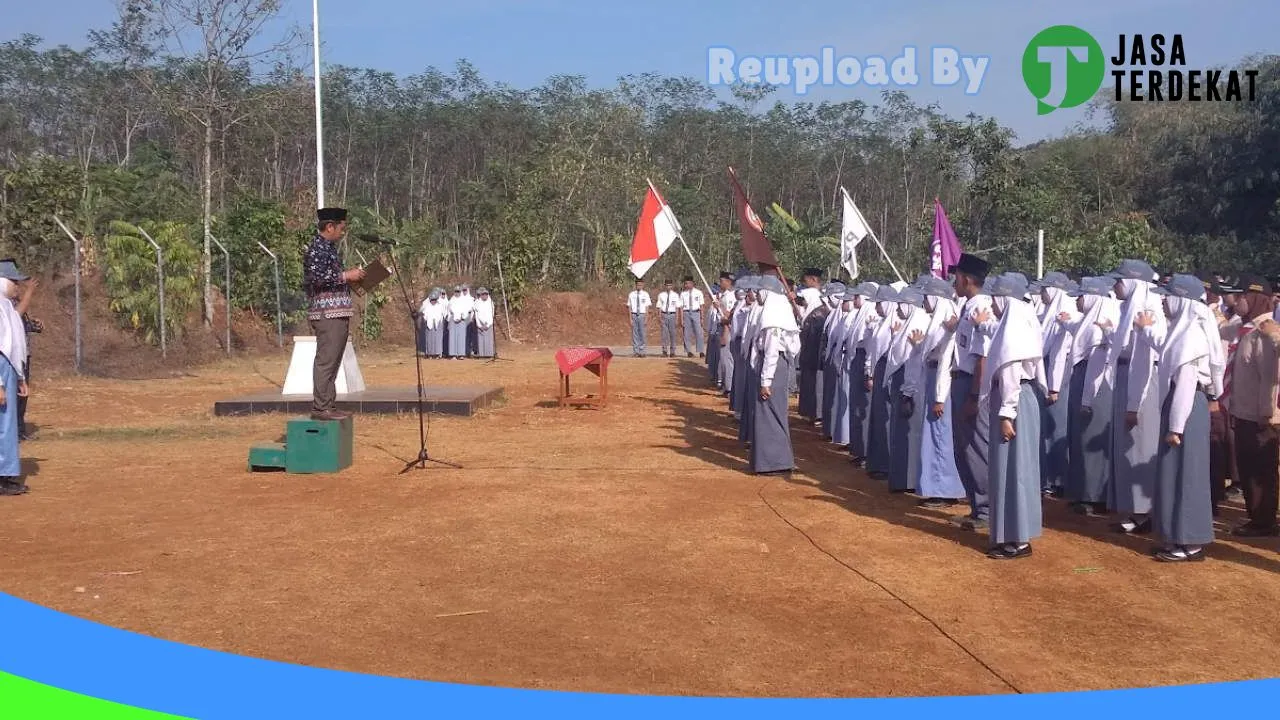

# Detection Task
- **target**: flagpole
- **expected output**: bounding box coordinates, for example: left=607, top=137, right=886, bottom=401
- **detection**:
left=646, top=178, right=722, bottom=314
left=312, top=0, right=325, bottom=208
left=728, top=167, right=794, bottom=295
left=842, top=187, right=905, bottom=283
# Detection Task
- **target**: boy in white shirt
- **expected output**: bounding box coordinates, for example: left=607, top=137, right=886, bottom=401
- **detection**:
left=627, top=279, right=653, bottom=357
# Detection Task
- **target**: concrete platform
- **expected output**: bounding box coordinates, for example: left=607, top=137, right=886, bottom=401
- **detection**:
left=213, top=386, right=504, bottom=418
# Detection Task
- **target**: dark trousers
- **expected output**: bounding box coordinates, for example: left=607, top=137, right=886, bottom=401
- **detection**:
left=17, top=357, right=28, bottom=435
left=1209, top=408, right=1235, bottom=507
left=1234, top=420, right=1279, bottom=530
left=310, top=317, right=350, bottom=413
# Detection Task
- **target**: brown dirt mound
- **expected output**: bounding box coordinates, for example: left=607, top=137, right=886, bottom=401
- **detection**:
left=514, top=287, right=631, bottom=348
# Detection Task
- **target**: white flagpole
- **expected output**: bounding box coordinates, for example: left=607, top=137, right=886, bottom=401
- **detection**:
left=1037, top=229, right=1045, bottom=279
left=842, top=187, right=905, bottom=283
left=645, top=178, right=721, bottom=313
left=312, top=0, right=325, bottom=208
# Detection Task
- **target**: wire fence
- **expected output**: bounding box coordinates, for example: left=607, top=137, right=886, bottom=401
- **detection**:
left=51, top=215, right=290, bottom=374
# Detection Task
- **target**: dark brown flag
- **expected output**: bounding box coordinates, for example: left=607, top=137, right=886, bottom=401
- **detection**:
left=727, top=167, right=779, bottom=269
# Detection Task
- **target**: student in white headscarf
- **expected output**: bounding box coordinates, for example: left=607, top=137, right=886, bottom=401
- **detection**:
left=824, top=284, right=855, bottom=446
left=1037, top=272, right=1079, bottom=497
left=863, top=285, right=900, bottom=479
left=446, top=286, right=470, bottom=359
left=981, top=272, right=1046, bottom=559
left=1065, top=277, right=1121, bottom=516
left=886, top=286, right=931, bottom=493
left=797, top=283, right=836, bottom=425
left=839, top=282, right=879, bottom=465
left=0, top=275, right=29, bottom=496
left=419, top=288, right=447, bottom=358
left=1138, top=274, right=1216, bottom=561
left=1106, top=259, right=1166, bottom=535
left=473, top=288, right=496, bottom=358
left=729, top=278, right=755, bottom=419
left=905, top=276, right=965, bottom=507
left=750, top=274, right=800, bottom=475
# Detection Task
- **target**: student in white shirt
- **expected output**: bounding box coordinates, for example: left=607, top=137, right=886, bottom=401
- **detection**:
left=679, top=276, right=706, bottom=358
left=656, top=280, right=680, bottom=357
left=627, top=279, right=653, bottom=357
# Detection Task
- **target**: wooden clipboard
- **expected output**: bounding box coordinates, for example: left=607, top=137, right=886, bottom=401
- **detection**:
left=354, top=258, right=391, bottom=295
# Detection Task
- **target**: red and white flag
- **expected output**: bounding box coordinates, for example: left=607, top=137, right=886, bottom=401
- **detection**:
left=628, top=183, right=682, bottom=279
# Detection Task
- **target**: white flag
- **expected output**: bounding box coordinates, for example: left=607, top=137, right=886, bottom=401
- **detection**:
left=840, top=188, right=870, bottom=280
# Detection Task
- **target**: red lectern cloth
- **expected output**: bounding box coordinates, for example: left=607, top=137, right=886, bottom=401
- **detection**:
left=555, top=347, right=613, bottom=376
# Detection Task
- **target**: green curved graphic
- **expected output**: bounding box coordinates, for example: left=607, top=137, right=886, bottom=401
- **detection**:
left=0, top=671, right=189, bottom=719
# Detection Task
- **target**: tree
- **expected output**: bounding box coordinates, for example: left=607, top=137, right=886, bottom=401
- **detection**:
left=128, top=0, right=302, bottom=327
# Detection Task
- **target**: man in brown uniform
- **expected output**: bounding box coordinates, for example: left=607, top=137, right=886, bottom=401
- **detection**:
left=1225, top=275, right=1280, bottom=537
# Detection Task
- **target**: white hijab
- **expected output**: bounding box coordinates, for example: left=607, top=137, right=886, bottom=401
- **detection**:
left=757, top=289, right=801, bottom=356
left=982, top=296, right=1044, bottom=396
left=420, top=297, right=446, bottom=328
left=920, top=295, right=959, bottom=360
left=1158, top=296, right=1211, bottom=392
left=1069, top=294, right=1119, bottom=366
left=1107, top=278, right=1161, bottom=366
left=0, top=279, right=27, bottom=378
left=841, top=295, right=879, bottom=355
left=1039, top=287, right=1074, bottom=346
left=474, top=296, right=495, bottom=326
left=884, top=302, right=930, bottom=384
left=823, top=302, right=846, bottom=362
left=867, top=301, right=898, bottom=365
left=1192, top=301, right=1227, bottom=396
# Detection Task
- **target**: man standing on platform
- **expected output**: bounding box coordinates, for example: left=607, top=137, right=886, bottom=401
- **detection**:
left=303, top=207, right=364, bottom=422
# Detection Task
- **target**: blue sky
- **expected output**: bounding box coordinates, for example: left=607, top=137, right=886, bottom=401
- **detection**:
left=6, top=0, right=1276, bottom=145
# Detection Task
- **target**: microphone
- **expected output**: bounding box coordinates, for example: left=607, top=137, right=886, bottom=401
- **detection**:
left=356, top=233, right=400, bottom=246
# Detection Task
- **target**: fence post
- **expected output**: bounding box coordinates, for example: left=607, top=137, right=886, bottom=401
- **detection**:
left=136, top=227, right=167, bottom=358
left=52, top=215, right=82, bottom=374
left=209, top=235, right=232, bottom=355
left=256, top=241, right=283, bottom=348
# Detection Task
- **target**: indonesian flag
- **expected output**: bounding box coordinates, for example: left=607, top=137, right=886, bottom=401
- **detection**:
left=628, top=183, right=681, bottom=279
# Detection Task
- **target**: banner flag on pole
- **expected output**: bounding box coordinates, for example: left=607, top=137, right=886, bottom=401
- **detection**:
left=628, top=184, right=681, bottom=279
left=839, top=187, right=870, bottom=280
left=930, top=198, right=963, bottom=279
left=727, top=167, right=779, bottom=269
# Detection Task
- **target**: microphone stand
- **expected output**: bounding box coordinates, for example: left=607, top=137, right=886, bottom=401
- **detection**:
left=368, top=240, right=461, bottom=473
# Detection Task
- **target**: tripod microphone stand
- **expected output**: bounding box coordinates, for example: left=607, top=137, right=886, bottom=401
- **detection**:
left=372, top=242, right=461, bottom=473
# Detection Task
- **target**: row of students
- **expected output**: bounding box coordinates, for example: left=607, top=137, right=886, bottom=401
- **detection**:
left=709, top=257, right=1280, bottom=562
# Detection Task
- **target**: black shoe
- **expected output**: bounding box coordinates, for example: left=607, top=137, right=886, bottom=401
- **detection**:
left=687, top=352, right=694, bottom=358
left=918, top=498, right=956, bottom=509
left=1114, top=517, right=1152, bottom=535
left=1154, top=547, right=1206, bottom=563
left=699, top=352, right=705, bottom=358
left=956, top=516, right=989, bottom=531
left=986, top=544, right=1032, bottom=560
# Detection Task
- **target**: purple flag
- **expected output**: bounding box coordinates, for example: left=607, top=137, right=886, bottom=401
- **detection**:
left=931, top=199, right=963, bottom=279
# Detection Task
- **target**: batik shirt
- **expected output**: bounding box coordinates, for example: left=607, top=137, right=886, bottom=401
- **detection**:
left=303, top=234, right=353, bottom=321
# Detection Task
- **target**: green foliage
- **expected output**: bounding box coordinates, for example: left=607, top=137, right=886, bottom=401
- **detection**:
left=0, top=156, right=84, bottom=269
left=102, top=220, right=201, bottom=343
left=359, top=289, right=389, bottom=341
left=215, top=196, right=307, bottom=326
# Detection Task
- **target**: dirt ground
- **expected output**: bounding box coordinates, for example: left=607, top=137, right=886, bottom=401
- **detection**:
left=2, top=343, right=1280, bottom=698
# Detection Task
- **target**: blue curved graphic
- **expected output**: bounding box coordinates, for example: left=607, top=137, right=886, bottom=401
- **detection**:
left=0, top=590, right=1272, bottom=718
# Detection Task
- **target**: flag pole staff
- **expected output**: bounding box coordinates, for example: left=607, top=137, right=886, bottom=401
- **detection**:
left=842, top=186, right=905, bottom=283
left=728, top=166, right=794, bottom=294
left=646, top=178, right=724, bottom=315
